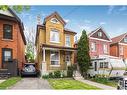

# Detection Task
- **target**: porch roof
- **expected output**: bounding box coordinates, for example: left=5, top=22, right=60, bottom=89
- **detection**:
left=41, top=44, right=77, bottom=51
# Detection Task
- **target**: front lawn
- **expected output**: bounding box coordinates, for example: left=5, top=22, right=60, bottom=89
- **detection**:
left=0, top=77, right=21, bottom=89
left=48, top=79, right=101, bottom=90
left=90, top=78, right=117, bottom=87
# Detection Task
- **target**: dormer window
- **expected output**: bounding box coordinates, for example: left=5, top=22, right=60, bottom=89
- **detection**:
left=124, top=37, right=127, bottom=42
left=51, top=18, right=59, bottom=24
left=98, top=32, right=102, bottom=37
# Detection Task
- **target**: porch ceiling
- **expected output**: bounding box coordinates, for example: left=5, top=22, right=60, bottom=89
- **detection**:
left=41, top=44, right=77, bottom=51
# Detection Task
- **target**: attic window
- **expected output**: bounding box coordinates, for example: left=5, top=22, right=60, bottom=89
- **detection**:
left=124, top=37, right=127, bottom=42
left=51, top=18, right=59, bottom=24
left=98, top=32, right=102, bottom=37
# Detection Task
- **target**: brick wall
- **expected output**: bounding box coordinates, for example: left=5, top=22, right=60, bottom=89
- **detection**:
left=0, top=19, right=25, bottom=69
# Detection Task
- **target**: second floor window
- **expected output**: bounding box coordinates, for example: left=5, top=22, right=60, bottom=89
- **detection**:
left=65, top=35, right=71, bottom=47
left=103, top=44, right=108, bottom=54
left=3, top=24, right=13, bottom=39
left=50, top=29, right=59, bottom=43
left=91, top=42, right=96, bottom=52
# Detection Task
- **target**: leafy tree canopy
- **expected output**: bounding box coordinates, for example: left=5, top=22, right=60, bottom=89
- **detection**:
left=0, top=5, right=30, bottom=13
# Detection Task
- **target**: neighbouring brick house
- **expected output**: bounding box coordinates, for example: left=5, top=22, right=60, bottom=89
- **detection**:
left=88, top=27, right=112, bottom=58
left=110, top=33, right=127, bottom=62
left=35, top=12, right=77, bottom=75
left=0, top=8, right=26, bottom=70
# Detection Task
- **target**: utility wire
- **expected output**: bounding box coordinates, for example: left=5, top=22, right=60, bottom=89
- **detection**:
left=63, top=6, right=81, bottom=18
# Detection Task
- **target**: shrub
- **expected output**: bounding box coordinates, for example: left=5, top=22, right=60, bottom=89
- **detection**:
left=67, top=66, right=74, bottom=77
left=54, top=70, right=61, bottom=78
left=49, top=72, right=54, bottom=78
left=42, top=75, right=49, bottom=79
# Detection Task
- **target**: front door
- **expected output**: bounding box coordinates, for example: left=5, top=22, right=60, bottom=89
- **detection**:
left=65, top=54, right=71, bottom=66
left=94, top=62, right=97, bottom=71
left=2, top=48, right=12, bottom=68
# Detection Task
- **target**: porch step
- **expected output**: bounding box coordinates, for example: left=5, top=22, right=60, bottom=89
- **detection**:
left=73, top=71, right=84, bottom=80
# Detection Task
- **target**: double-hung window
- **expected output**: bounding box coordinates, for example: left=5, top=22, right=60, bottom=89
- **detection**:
left=91, top=42, right=96, bottom=52
left=50, top=29, right=59, bottom=43
left=103, top=44, right=108, bottom=54
left=2, top=48, right=12, bottom=62
left=3, top=24, right=13, bottom=39
left=120, top=46, right=124, bottom=55
left=50, top=51, right=59, bottom=66
left=65, top=35, right=71, bottom=47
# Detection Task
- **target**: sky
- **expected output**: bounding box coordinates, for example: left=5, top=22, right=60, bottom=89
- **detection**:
left=17, top=6, right=127, bottom=42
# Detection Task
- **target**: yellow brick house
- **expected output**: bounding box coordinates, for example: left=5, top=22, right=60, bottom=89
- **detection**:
left=35, top=12, right=77, bottom=75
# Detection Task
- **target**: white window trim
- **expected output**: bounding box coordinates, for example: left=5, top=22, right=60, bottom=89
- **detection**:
left=50, top=29, right=60, bottom=43
left=50, top=50, right=60, bottom=67
left=65, top=35, right=71, bottom=47
left=120, top=46, right=124, bottom=55
left=98, top=32, right=102, bottom=37
left=103, top=44, right=108, bottom=54
left=50, top=18, right=59, bottom=24
left=91, top=42, right=96, bottom=52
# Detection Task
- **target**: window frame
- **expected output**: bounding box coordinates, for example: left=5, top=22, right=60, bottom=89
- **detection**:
left=65, top=35, right=71, bottom=47
left=91, top=42, right=96, bottom=52
left=103, top=44, right=108, bottom=54
left=3, top=24, right=13, bottom=40
left=120, top=46, right=124, bottom=55
left=50, top=18, right=59, bottom=24
left=50, top=29, right=60, bottom=43
left=98, top=32, right=102, bottom=37
left=50, top=50, right=60, bottom=67
left=2, top=48, right=13, bottom=63
left=124, top=37, right=127, bottom=42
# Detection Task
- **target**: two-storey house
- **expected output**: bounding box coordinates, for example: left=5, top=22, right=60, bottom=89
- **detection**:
left=0, top=8, right=26, bottom=70
left=35, top=12, right=77, bottom=75
left=110, top=33, right=127, bottom=63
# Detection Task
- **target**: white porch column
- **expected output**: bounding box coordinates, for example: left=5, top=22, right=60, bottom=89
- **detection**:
left=41, top=47, right=47, bottom=77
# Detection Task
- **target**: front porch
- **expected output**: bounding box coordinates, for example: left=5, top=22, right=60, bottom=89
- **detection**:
left=40, top=44, right=77, bottom=75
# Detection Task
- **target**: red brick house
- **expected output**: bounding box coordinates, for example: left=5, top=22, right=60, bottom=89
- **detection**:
left=0, top=8, right=26, bottom=70
left=110, top=33, right=127, bottom=61
left=88, top=27, right=112, bottom=58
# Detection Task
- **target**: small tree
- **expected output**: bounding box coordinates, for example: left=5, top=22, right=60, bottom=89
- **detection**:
left=77, top=30, right=91, bottom=77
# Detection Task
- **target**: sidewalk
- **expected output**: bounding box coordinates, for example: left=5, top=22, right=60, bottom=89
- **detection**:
left=74, top=77, right=116, bottom=90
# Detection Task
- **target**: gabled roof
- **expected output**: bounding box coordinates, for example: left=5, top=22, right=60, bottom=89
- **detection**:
left=35, top=24, right=77, bottom=45
left=0, top=8, right=26, bottom=45
left=88, top=26, right=112, bottom=42
left=43, top=12, right=66, bottom=26
left=111, top=33, right=127, bottom=44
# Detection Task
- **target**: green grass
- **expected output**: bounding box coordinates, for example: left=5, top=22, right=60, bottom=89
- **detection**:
left=91, top=78, right=117, bottom=87
left=48, top=79, right=101, bottom=90
left=0, top=77, right=21, bottom=89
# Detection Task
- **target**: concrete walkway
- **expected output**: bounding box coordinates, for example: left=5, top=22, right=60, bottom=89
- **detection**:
left=74, top=77, right=116, bottom=90
left=9, top=78, right=51, bottom=89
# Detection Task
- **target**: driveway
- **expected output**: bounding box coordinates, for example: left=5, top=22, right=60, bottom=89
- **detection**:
left=10, top=78, right=51, bottom=89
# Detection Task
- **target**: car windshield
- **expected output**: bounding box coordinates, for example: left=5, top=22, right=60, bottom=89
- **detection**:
left=24, top=64, right=35, bottom=72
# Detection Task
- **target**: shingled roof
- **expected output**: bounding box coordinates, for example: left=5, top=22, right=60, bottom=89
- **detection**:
left=111, top=33, right=127, bottom=44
